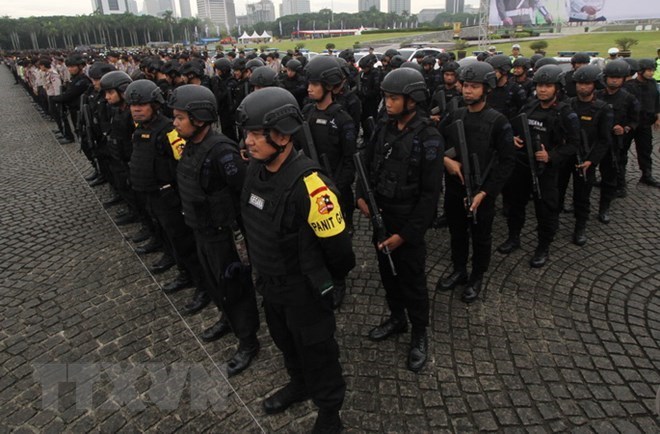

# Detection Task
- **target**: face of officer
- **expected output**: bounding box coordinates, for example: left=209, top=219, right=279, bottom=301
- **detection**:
left=307, top=81, right=326, bottom=101
left=286, top=68, right=297, bottom=78
left=172, top=108, right=203, bottom=139
left=535, top=83, right=557, bottom=102
left=105, top=89, right=122, bottom=105
left=67, top=65, right=81, bottom=76
left=92, top=78, right=101, bottom=91
left=512, top=66, right=526, bottom=77
left=130, top=103, right=155, bottom=123
left=443, top=72, right=457, bottom=86
left=461, top=81, right=486, bottom=105
left=605, top=76, right=624, bottom=89
left=383, top=92, right=415, bottom=116
left=576, top=82, right=595, bottom=98
left=244, top=129, right=289, bottom=161
left=641, top=69, right=654, bottom=80
left=572, top=62, right=588, bottom=71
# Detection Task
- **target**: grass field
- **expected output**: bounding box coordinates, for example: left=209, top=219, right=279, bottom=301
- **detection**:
left=232, top=31, right=432, bottom=53
left=487, top=31, right=660, bottom=59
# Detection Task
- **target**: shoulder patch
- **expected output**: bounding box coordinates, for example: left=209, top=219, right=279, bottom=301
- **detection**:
left=303, top=172, right=345, bottom=238
left=167, top=129, right=186, bottom=160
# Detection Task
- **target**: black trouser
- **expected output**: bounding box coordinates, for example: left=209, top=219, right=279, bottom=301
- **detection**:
left=376, top=236, right=428, bottom=332
left=48, top=96, right=64, bottom=134
left=338, top=184, right=354, bottom=229
left=109, top=160, right=139, bottom=213
left=558, top=156, right=596, bottom=226
left=623, top=124, right=654, bottom=177
left=506, top=162, right=559, bottom=248
left=444, top=189, right=496, bottom=277
left=194, top=228, right=259, bottom=345
left=259, top=275, right=344, bottom=412
left=61, top=107, right=75, bottom=140
left=598, top=150, right=618, bottom=210
left=219, top=112, right=237, bottom=142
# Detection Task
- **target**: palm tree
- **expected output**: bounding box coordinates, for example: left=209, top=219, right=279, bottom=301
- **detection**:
left=162, top=10, right=176, bottom=43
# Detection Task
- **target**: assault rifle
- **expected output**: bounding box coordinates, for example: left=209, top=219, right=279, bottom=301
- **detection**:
left=453, top=119, right=478, bottom=223
left=511, top=113, right=542, bottom=200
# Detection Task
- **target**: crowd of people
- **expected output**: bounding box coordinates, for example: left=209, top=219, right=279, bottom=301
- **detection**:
left=3, top=42, right=659, bottom=433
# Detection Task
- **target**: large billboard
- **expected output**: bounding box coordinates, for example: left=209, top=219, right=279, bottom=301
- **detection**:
left=489, top=0, right=659, bottom=26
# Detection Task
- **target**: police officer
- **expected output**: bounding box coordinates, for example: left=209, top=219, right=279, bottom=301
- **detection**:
left=596, top=60, right=640, bottom=221
left=497, top=65, right=579, bottom=267
left=237, top=87, right=355, bottom=433
left=512, top=57, right=534, bottom=98
left=421, top=55, right=441, bottom=95
left=180, top=59, right=211, bottom=88
left=248, top=66, right=278, bottom=90
left=486, top=54, right=528, bottom=119
left=623, top=58, right=660, bottom=188
left=356, top=68, right=443, bottom=372
left=211, top=58, right=237, bottom=142
left=558, top=65, right=613, bottom=245
left=338, top=49, right=358, bottom=89
left=333, top=58, right=362, bottom=128
left=279, top=58, right=308, bottom=108
left=437, top=62, right=515, bottom=303
left=380, top=48, right=400, bottom=77
left=357, top=54, right=381, bottom=139
left=169, top=85, right=260, bottom=376
left=564, top=52, right=591, bottom=99
left=51, top=54, right=91, bottom=144
left=229, top=58, right=250, bottom=138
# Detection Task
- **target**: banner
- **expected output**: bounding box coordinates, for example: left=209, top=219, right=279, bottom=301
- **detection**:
left=488, top=0, right=659, bottom=26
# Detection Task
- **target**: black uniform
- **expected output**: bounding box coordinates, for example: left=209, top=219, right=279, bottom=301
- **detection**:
left=358, top=113, right=443, bottom=332
left=279, top=73, right=308, bottom=109
left=558, top=97, right=613, bottom=228
left=302, top=102, right=358, bottom=229
left=107, top=104, right=139, bottom=215
left=211, top=74, right=237, bottom=141
left=623, top=77, right=659, bottom=180
left=241, top=150, right=355, bottom=414
left=51, top=72, right=91, bottom=141
left=358, top=67, right=381, bottom=139
left=334, top=85, right=362, bottom=128
left=444, top=107, right=515, bottom=279
left=596, top=87, right=640, bottom=206
left=177, top=130, right=259, bottom=349
left=488, top=78, right=528, bottom=120
left=506, top=99, right=579, bottom=249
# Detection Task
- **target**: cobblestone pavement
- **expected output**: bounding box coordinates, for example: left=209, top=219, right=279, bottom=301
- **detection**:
left=1, top=67, right=659, bottom=433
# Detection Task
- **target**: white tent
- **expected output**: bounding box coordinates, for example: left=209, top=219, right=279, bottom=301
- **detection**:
left=259, top=31, right=272, bottom=41
left=238, top=31, right=251, bottom=43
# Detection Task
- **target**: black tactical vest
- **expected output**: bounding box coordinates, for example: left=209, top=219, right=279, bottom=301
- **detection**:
left=129, top=115, right=176, bottom=192
left=453, top=107, right=501, bottom=180
left=108, top=106, right=134, bottom=162
left=303, top=103, right=344, bottom=172
left=176, top=133, right=237, bottom=229
left=240, top=151, right=321, bottom=277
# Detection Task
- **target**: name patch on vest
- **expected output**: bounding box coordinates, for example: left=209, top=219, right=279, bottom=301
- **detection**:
left=315, top=118, right=328, bottom=125
left=304, top=172, right=345, bottom=238
left=249, top=193, right=265, bottom=210
left=141, top=133, right=151, bottom=139
left=167, top=129, right=186, bottom=160
left=580, top=115, right=592, bottom=121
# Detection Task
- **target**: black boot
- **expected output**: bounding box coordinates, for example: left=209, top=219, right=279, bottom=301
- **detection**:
left=88, top=176, right=107, bottom=187
left=115, top=212, right=138, bottom=226
left=407, top=328, right=428, bottom=373
left=461, top=275, right=483, bottom=304
left=572, top=223, right=587, bottom=246
left=640, top=174, right=660, bottom=188
left=436, top=269, right=467, bottom=291
left=312, top=408, right=343, bottom=434
left=368, top=316, right=407, bottom=342
left=85, top=168, right=100, bottom=182
left=497, top=235, right=520, bottom=254
left=135, top=237, right=162, bottom=255
left=130, top=226, right=152, bottom=243
left=200, top=318, right=232, bottom=342
left=150, top=253, right=176, bottom=274
left=597, top=204, right=610, bottom=224
left=530, top=245, right=549, bottom=268
left=182, top=290, right=211, bottom=316
left=263, top=382, right=309, bottom=414
left=332, top=279, right=346, bottom=310
left=227, top=338, right=259, bottom=377
left=162, top=270, right=193, bottom=293
left=103, top=195, right=122, bottom=208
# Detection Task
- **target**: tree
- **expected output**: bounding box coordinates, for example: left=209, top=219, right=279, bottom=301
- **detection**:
left=529, top=40, right=548, bottom=53
left=326, top=42, right=335, bottom=51
left=615, top=37, right=638, bottom=51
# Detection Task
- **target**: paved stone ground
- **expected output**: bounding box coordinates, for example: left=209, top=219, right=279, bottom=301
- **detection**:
left=1, top=66, right=659, bottom=433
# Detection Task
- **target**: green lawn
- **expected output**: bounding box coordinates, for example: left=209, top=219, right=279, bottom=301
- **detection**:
left=233, top=31, right=432, bottom=53
left=488, top=31, right=660, bottom=59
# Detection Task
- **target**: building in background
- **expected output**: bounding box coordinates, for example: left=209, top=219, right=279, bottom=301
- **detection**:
left=143, top=0, right=176, bottom=16
left=446, top=0, right=465, bottom=14
left=197, top=0, right=237, bottom=32
left=388, top=0, right=410, bottom=15
left=359, top=0, right=379, bottom=12
left=92, top=0, right=130, bottom=14
left=236, top=14, right=249, bottom=28
left=179, top=0, right=192, bottom=17
left=280, top=0, right=310, bottom=17
left=246, top=0, right=275, bottom=25
left=417, top=8, right=445, bottom=23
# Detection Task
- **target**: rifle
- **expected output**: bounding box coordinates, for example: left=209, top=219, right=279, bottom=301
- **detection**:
left=577, top=129, right=591, bottom=178
left=453, top=119, right=477, bottom=223
left=353, top=152, right=397, bottom=276
left=430, top=89, right=446, bottom=116
left=611, top=135, right=622, bottom=175
left=511, top=113, right=542, bottom=200
left=301, top=120, right=320, bottom=164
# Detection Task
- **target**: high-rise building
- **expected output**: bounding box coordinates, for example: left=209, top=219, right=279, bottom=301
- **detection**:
left=179, top=0, right=192, bottom=17
left=246, top=0, right=275, bottom=24
left=91, top=0, right=130, bottom=14
left=197, top=0, right=237, bottom=32
left=359, top=0, right=379, bottom=12
left=417, top=8, right=445, bottom=23
left=280, top=0, right=310, bottom=17
left=388, top=0, right=410, bottom=15
left=143, top=0, right=175, bottom=16
left=446, top=0, right=464, bottom=14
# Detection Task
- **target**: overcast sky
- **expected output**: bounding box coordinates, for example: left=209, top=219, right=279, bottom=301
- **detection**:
left=0, top=0, right=480, bottom=19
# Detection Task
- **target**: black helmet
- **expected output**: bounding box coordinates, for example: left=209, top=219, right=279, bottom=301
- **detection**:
left=125, top=79, right=165, bottom=105
left=232, top=58, right=247, bottom=71
left=286, top=59, right=302, bottom=73
left=167, top=84, right=217, bottom=122
left=572, top=65, right=601, bottom=83
left=442, top=61, right=460, bottom=73
left=100, top=70, right=132, bottom=92
left=161, top=59, right=181, bottom=76
left=571, top=52, right=590, bottom=65
left=358, top=54, right=377, bottom=69
left=380, top=68, right=427, bottom=103
left=534, top=57, right=559, bottom=69
left=390, top=55, right=405, bottom=69
left=213, top=58, right=231, bottom=74
left=305, top=56, right=344, bottom=86
left=400, top=61, right=422, bottom=72
left=529, top=53, right=544, bottom=67
left=180, top=60, right=205, bottom=77
left=603, top=59, right=630, bottom=78
left=638, top=58, right=656, bottom=72
left=147, top=59, right=164, bottom=73
left=384, top=49, right=400, bottom=59
left=622, top=58, right=639, bottom=74
left=437, top=52, right=451, bottom=63
left=249, top=66, right=278, bottom=87
left=88, top=62, right=116, bottom=79
left=486, top=54, right=512, bottom=72
left=338, top=49, right=355, bottom=62
left=236, top=87, right=302, bottom=135
left=459, top=62, right=497, bottom=88
left=533, top=64, right=564, bottom=85
left=246, top=58, right=265, bottom=72
left=512, top=57, right=531, bottom=69
left=421, top=55, right=436, bottom=67
left=65, top=54, right=86, bottom=66
left=335, top=57, right=351, bottom=78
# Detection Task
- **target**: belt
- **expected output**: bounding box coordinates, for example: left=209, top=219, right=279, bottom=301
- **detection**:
left=505, top=8, right=533, bottom=17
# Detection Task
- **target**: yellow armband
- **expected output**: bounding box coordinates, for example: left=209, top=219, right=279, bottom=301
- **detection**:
left=167, top=129, right=186, bottom=160
left=303, top=172, right=345, bottom=238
